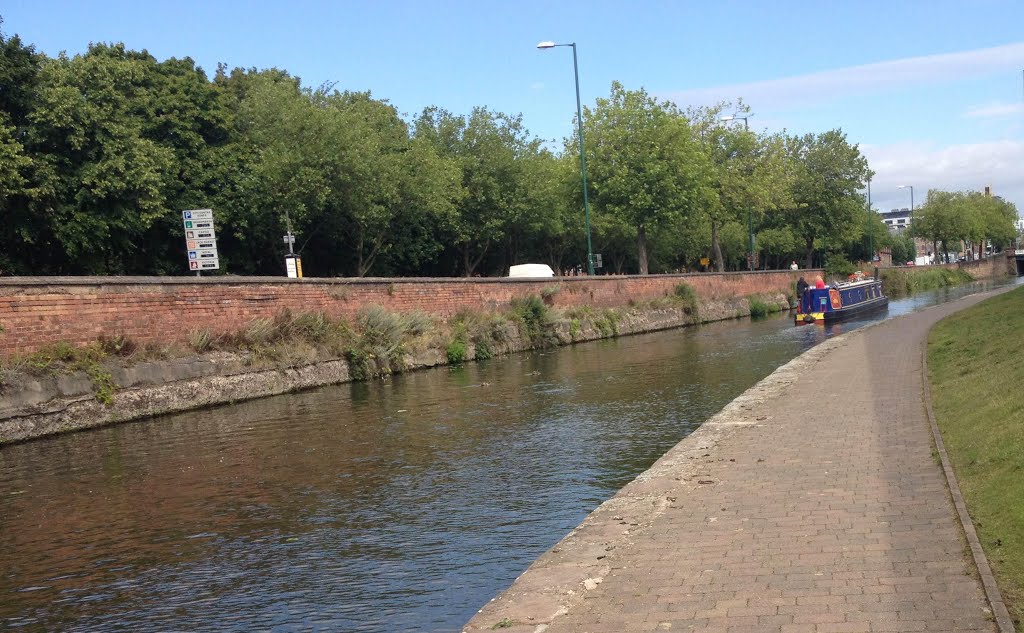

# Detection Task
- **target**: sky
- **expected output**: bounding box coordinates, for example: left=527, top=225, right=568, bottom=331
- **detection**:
left=3, top=0, right=1024, bottom=215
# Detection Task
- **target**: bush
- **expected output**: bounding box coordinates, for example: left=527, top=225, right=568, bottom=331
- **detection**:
left=446, top=339, right=467, bottom=363
left=188, top=329, right=214, bottom=353
left=510, top=295, right=557, bottom=347
left=473, top=338, right=493, bottom=360
left=824, top=255, right=857, bottom=278
left=747, top=296, right=771, bottom=318
left=673, top=283, right=699, bottom=316
left=98, top=334, right=137, bottom=357
left=289, top=312, right=332, bottom=343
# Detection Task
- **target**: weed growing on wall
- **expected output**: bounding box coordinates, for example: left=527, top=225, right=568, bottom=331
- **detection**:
left=446, top=339, right=467, bottom=364
left=1, top=342, right=118, bottom=405
left=672, top=283, right=699, bottom=316
left=593, top=309, right=621, bottom=337
left=510, top=295, right=558, bottom=347
left=880, top=267, right=975, bottom=298
left=746, top=296, right=772, bottom=318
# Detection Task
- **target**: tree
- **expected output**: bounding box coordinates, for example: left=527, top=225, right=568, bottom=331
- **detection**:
left=584, top=82, right=707, bottom=274
left=26, top=44, right=174, bottom=273
left=913, top=190, right=972, bottom=263
left=415, top=106, right=538, bottom=276
left=782, top=130, right=871, bottom=269
left=689, top=104, right=791, bottom=272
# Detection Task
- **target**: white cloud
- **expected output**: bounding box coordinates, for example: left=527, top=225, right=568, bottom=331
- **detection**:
left=862, top=139, right=1024, bottom=212
left=530, top=82, right=545, bottom=92
left=963, top=102, right=1024, bottom=118
left=662, top=42, right=1024, bottom=110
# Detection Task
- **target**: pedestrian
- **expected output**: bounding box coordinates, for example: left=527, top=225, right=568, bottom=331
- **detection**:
left=796, top=275, right=808, bottom=298
left=790, top=261, right=799, bottom=270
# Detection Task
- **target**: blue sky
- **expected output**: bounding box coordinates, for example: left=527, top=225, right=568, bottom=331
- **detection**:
left=3, top=0, right=1023, bottom=214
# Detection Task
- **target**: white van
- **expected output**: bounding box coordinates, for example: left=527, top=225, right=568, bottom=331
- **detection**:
left=508, top=263, right=555, bottom=278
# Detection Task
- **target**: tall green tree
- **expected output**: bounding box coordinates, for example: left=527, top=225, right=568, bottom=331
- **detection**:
left=415, top=106, right=539, bottom=276
left=782, top=130, right=870, bottom=269
left=689, top=104, right=791, bottom=272
left=26, top=44, right=174, bottom=273
left=584, top=82, right=707, bottom=274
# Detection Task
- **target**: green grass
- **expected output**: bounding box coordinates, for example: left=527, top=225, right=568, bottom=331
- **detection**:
left=928, top=285, right=1024, bottom=625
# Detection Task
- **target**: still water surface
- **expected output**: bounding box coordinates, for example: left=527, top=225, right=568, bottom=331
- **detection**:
left=1, top=278, right=1018, bottom=632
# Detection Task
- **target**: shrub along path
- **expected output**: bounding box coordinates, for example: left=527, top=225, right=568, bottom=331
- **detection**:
left=464, top=287, right=1015, bottom=633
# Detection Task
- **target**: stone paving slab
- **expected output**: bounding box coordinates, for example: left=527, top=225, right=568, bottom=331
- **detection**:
left=464, top=290, right=1011, bottom=633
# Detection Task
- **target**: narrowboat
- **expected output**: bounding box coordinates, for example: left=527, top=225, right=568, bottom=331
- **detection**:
left=795, top=274, right=888, bottom=325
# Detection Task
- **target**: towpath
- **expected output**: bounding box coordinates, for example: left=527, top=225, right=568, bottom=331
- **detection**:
left=464, top=289, right=1013, bottom=633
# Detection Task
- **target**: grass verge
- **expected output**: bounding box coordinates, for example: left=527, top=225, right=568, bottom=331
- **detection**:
left=928, top=285, right=1024, bottom=625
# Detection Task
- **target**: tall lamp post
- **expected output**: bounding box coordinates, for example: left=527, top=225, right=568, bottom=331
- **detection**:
left=720, top=114, right=755, bottom=271
left=538, top=40, right=595, bottom=275
left=899, top=184, right=915, bottom=262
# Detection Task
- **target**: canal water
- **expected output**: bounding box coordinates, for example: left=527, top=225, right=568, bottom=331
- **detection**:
left=0, top=278, right=1018, bottom=632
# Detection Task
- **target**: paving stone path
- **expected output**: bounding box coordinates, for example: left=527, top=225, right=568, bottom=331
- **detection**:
left=465, top=291, right=1009, bottom=633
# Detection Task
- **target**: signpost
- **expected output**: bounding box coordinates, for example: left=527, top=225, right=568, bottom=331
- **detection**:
left=283, top=211, right=302, bottom=278
left=183, top=209, right=219, bottom=275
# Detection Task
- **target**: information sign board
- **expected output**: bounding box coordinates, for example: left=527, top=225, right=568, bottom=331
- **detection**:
left=182, top=209, right=219, bottom=272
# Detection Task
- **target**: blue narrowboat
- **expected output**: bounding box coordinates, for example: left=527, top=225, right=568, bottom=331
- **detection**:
left=795, top=276, right=888, bottom=325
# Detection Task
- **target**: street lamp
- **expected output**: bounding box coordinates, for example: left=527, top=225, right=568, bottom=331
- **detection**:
left=898, top=184, right=914, bottom=215
left=899, top=184, right=915, bottom=262
left=720, top=114, right=755, bottom=270
left=538, top=40, right=595, bottom=275
left=719, top=114, right=751, bottom=130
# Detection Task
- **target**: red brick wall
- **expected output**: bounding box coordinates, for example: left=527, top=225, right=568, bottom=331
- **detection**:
left=0, top=272, right=810, bottom=358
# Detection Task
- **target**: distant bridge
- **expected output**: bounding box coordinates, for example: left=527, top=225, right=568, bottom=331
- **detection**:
left=1014, top=250, right=1024, bottom=276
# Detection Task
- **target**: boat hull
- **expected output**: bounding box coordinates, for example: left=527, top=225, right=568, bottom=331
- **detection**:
left=797, top=296, right=889, bottom=325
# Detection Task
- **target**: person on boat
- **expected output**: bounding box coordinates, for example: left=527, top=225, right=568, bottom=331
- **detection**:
left=796, top=276, right=809, bottom=298
left=814, top=277, right=825, bottom=289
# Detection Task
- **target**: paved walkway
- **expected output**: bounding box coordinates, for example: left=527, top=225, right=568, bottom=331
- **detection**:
left=465, top=291, right=1010, bottom=633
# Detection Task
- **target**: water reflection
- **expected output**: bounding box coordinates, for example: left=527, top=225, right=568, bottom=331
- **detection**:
left=0, top=276, right=1018, bottom=632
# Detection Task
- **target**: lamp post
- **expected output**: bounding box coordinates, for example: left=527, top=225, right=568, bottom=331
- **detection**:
left=720, top=114, right=755, bottom=271
left=899, top=184, right=915, bottom=262
left=898, top=184, right=914, bottom=216
left=538, top=40, right=595, bottom=275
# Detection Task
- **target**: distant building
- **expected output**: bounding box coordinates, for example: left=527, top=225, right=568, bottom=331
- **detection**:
left=880, top=208, right=912, bottom=233
left=877, top=208, right=929, bottom=262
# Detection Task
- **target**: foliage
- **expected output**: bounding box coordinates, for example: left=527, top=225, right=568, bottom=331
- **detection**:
left=824, top=254, right=857, bottom=278
left=592, top=309, right=621, bottom=337
left=1, top=341, right=117, bottom=404
left=584, top=82, right=707, bottom=274
left=688, top=103, right=791, bottom=272
left=0, top=27, right=917, bottom=277
left=509, top=295, right=557, bottom=347
left=746, top=296, right=771, bottom=318
left=889, top=232, right=917, bottom=265
left=672, top=283, right=699, bottom=316
left=928, top=286, right=1024, bottom=623
left=880, top=267, right=974, bottom=298
left=473, top=338, right=493, bottom=360
left=913, top=189, right=1018, bottom=260
left=782, top=130, right=871, bottom=269
left=445, top=339, right=467, bottom=364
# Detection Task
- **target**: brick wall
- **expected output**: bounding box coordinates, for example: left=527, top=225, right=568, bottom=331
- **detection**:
left=0, top=271, right=811, bottom=358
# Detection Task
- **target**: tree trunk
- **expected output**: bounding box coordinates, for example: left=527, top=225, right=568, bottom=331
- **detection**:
left=462, top=245, right=472, bottom=277
left=711, top=221, right=725, bottom=273
left=804, top=236, right=815, bottom=270
left=637, top=224, right=649, bottom=275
